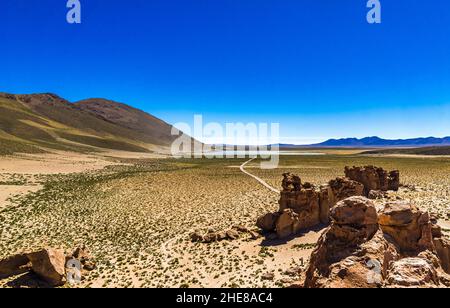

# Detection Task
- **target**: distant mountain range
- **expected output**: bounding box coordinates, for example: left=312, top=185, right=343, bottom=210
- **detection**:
left=0, top=92, right=186, bottom=155
left=307, top=136, right=450, bottom=148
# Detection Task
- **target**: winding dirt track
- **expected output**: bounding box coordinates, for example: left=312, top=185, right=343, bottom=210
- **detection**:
left=239, top=158, right=280, bottom=194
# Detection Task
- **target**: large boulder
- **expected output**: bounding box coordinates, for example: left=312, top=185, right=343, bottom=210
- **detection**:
left=378, top=201, right=434, bottom=254
left=330, top=196, right=378, bottom=226
left=0, top=253, right=31, bottom=279
left=27, top=248, right=66, bottom=287
left=256, top=212, right=280, bottom=232
left=345, top=166, right=400, bottom=195
left=304, top=197, right=386, bottom=288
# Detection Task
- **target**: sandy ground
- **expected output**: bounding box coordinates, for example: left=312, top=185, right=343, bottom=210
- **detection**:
left=0, top=151, right=449, bottom=288
left=0, top=149, right=167, bottom=175
left=0, top=152, right=118, bottom=175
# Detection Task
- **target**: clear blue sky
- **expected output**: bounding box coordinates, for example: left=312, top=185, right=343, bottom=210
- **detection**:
left=1, top=0, right=449, bottom=144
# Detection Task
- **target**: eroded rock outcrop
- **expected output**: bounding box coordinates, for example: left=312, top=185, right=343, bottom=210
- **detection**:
left=345, top=166, right=400, bottom=195
left=304, top=198, right=450, bottom=288
left=257, top=172, right=365, bottom=239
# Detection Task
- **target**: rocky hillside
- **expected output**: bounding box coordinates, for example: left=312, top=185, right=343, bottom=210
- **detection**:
left=0, top=92, right=183, bottom=154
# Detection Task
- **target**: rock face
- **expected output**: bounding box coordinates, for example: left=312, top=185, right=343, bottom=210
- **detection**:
left=256, top=172, right=365, bottom=239
left=345, top=166, right=400, bottom=195
left=27, top=248, right=67, bottom=287
left=304, top=198, right=450, bottom=288
left=378, top=201, right=434, bottom=254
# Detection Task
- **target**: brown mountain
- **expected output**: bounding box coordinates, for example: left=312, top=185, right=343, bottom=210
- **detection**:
left=0, top=92, right=183, bottom=155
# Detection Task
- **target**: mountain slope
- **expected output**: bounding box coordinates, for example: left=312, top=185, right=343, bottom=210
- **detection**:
left=74, top=98, right=176, bottom=146
left=311, top=136, right=450, bottom=147
left=0, top=92, right=182, bottom=154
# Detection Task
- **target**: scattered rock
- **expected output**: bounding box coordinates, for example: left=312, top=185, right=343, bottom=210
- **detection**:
left=27, top=248, right=67, bottom=287
left=261, top=272, right=275, bottom=281
left=226, top=230, right=240, bottom=240
left=190, top=231, right=204, bottom=243
left=249, top=230, right=261, bottom=240
left=284, top=266, right=303, bottom=277
left=70, top=245, right=96, bottom=272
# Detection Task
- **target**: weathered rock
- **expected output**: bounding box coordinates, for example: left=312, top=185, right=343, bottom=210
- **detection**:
left=330, top=196, right=378, bottom=226
left=232, top=225, right=250, bottom=233
left=345, top=166, right=400, bottom=195
left=27, top=248, right=66, bottom=286
left=203, top=232, right=218, bottom=243
left=304, top=196, right=450, bottom=288
left=261, top=272, right=275, bottom=281
left=256, top=212, right=279, bottom=232
left=0, top=253, right=31, bottom=279
left=70, top=245, right=96, bottom=272
left=379, top=201, right=435, bottom=254
left=277, top=182, right=324, bottom=238
left=386, top=258, right=439, bottom=287
left=434, top=237, right=450, bottom=274
left=258, top=172, right=367, bottom=239
left=282, top=173, right=302, bottom=192
left=226, top=229, right=240, bottom=240
left=276, top=209, right=301, bottom=238
left=327, top=177, right=364, bottom=206
left=190, top=231, right=204, bottom=242
left=304, top=197, right=385, bottom=288
left=318, top=186, right=331, bottom=224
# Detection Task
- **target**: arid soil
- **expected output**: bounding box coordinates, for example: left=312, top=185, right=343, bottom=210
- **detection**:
left=0, top=151, right=449, bottom=288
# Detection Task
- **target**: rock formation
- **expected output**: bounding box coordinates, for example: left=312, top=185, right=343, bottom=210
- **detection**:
left=345, top=166, right=400, bottom=196
left=303, top=198, right=450, bottom=288
left=257, top=173, right=364, bottom=239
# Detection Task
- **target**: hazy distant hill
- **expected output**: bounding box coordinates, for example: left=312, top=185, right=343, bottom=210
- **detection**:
left=311, top=136, right=450, bottom=147
left=0, top=92, right=182, bottom=155
left=363, top=146, right=450, bottom=156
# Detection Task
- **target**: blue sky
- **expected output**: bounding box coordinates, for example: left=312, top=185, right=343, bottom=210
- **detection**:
left=1, top=0, right=449, bottom=144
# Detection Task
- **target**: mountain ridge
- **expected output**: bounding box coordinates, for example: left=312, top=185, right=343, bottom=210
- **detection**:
left=0, top=92, right=183, bottom=154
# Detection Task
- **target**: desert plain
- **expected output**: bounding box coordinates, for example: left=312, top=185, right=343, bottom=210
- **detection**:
left=0, top=148, right=449, bottom=288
